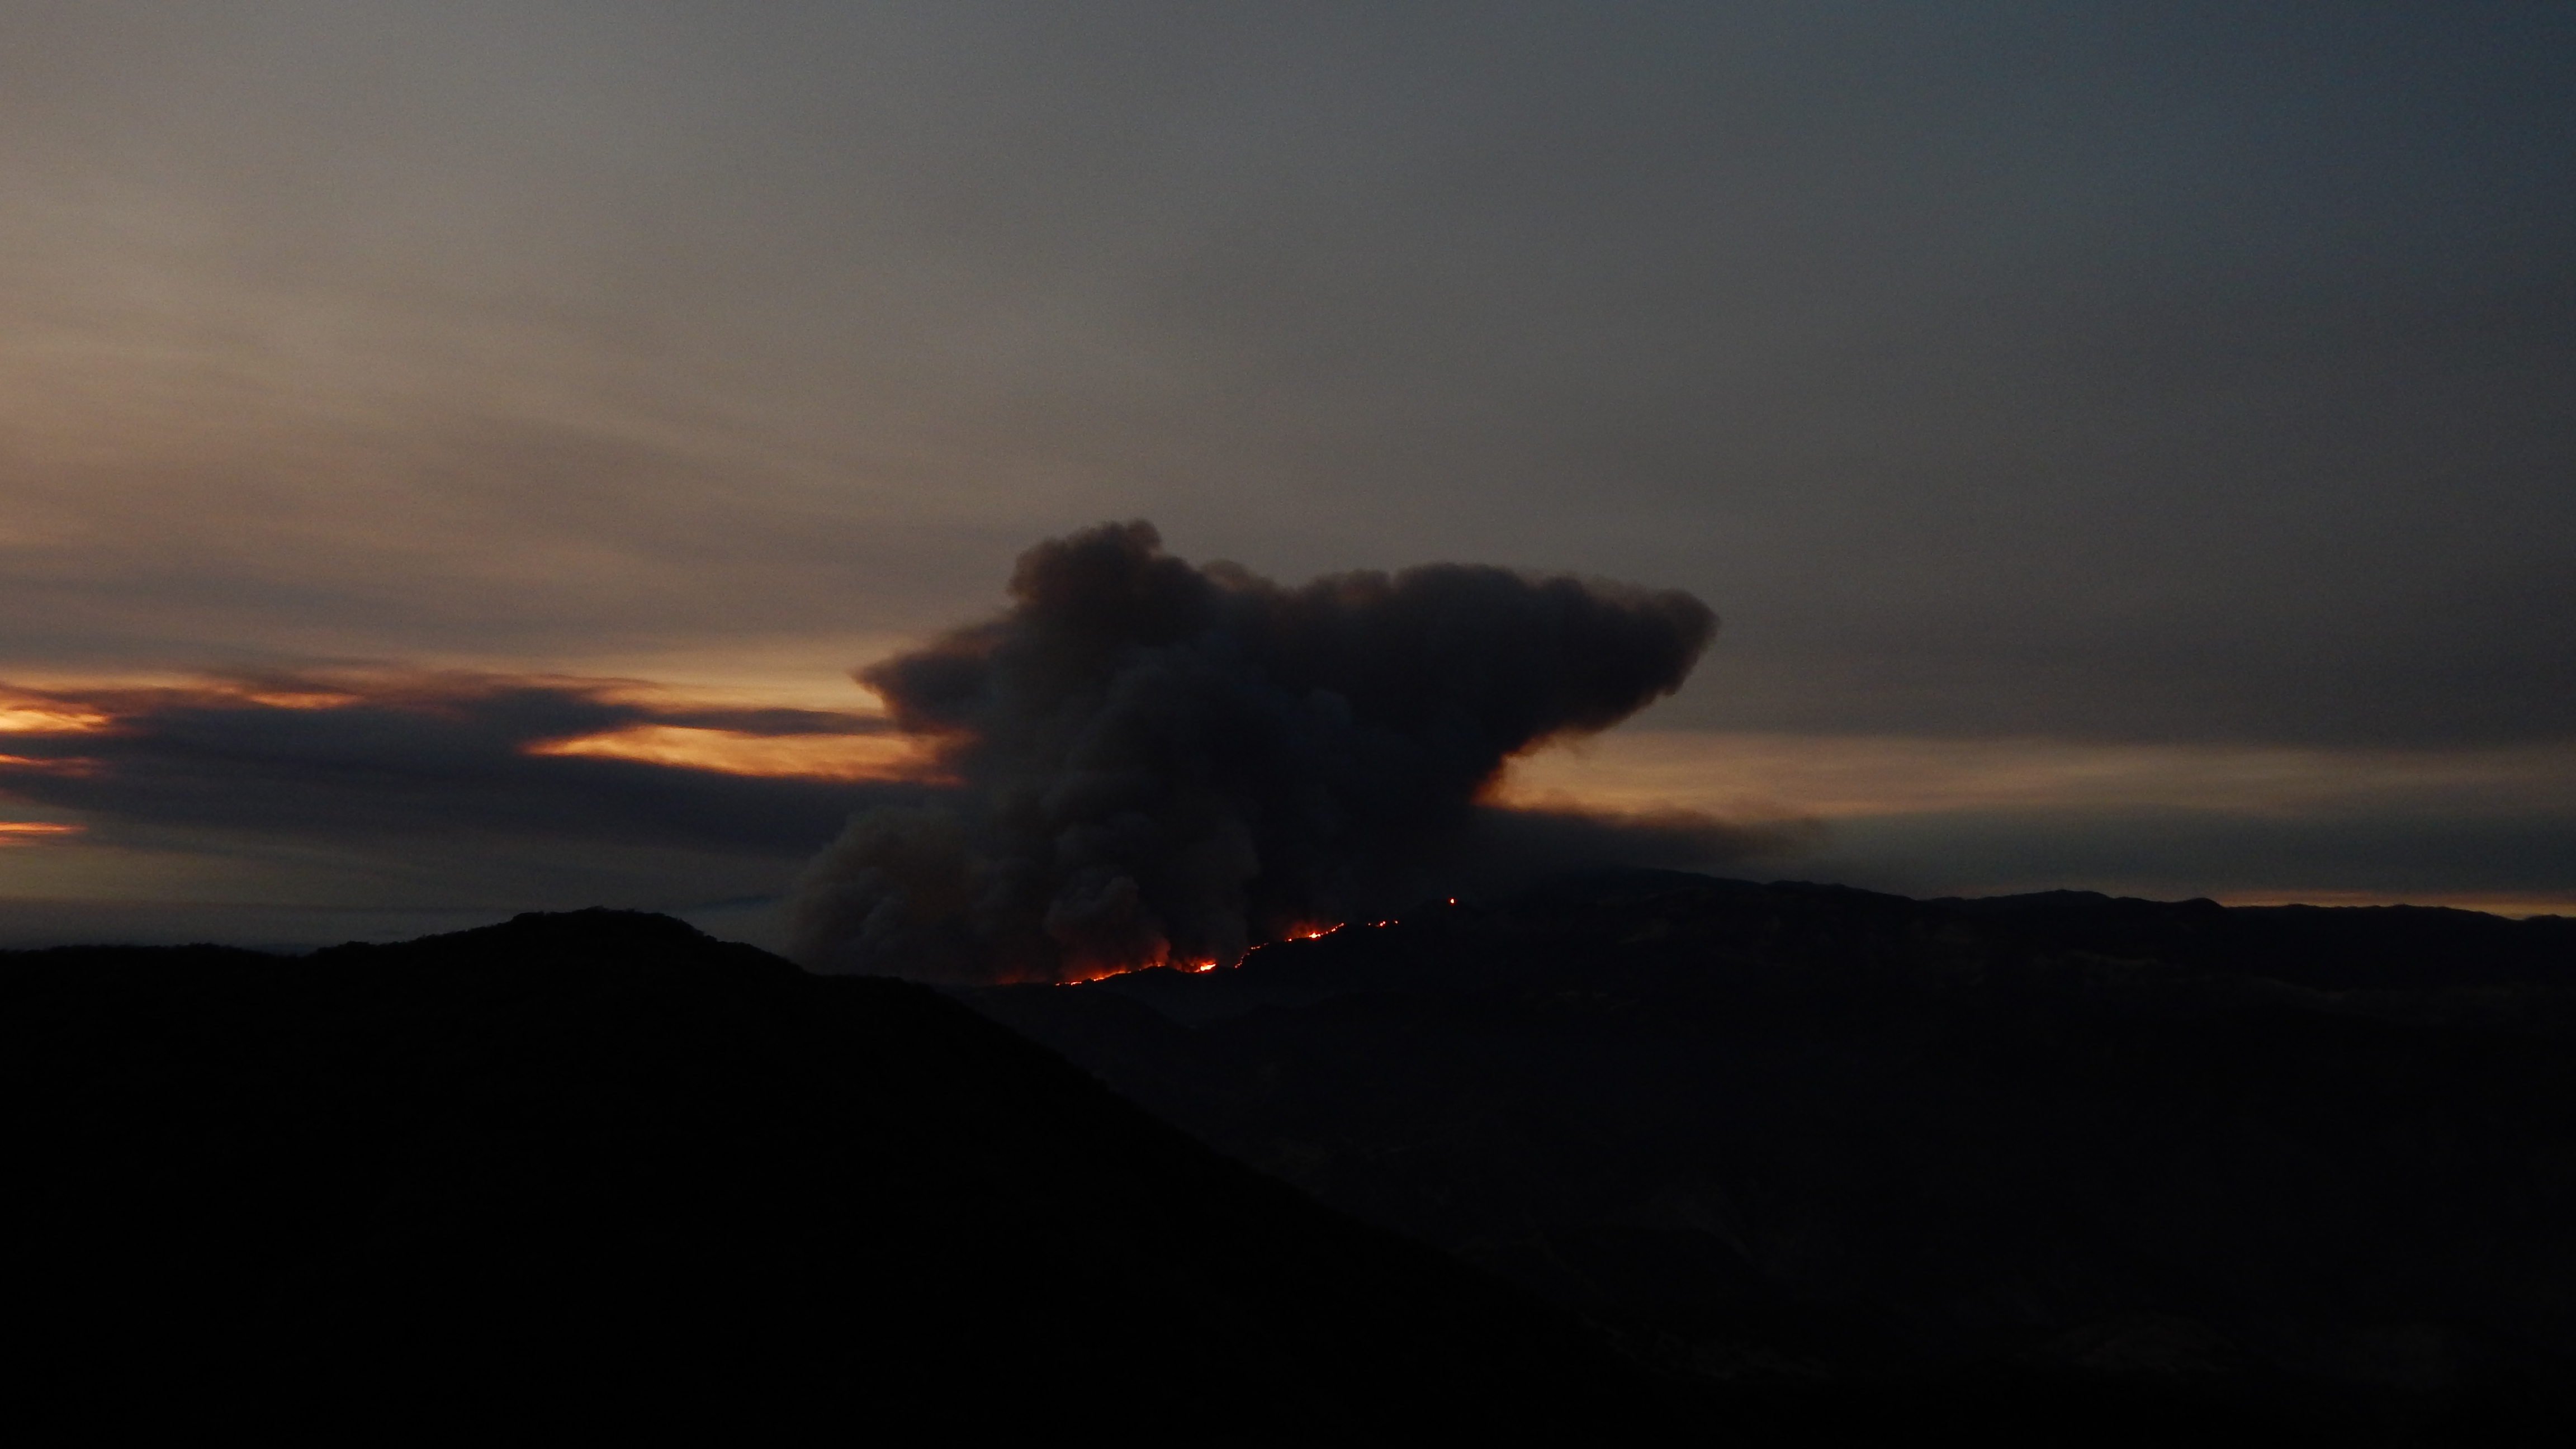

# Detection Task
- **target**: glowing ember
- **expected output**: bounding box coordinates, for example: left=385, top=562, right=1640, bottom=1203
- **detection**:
left=0, top=821, right=80, bottom=843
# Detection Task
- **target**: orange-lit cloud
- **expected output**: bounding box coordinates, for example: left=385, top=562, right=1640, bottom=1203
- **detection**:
left=1497, top=730, right=2576, bottom=821
left=232, top=688, right=366, bottom=710
left=1487, top=727, right=2576, bottom=918
left=0, top=670, right=897, bottom=749
left=0, top=669, right=920, bottom=865
left=529, top=724, right=936, bottom=782
left=0, top=696, right=111, bottom=734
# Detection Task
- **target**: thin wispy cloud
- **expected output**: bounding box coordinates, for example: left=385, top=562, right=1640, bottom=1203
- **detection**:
left=0, top=5, right=2568, bottom=940
left=0, top=671, right=921, bottom=851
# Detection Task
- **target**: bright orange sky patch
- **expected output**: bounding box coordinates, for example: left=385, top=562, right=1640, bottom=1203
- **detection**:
left=0, top=697, right=111, bottom=733
left=527, top=724, right=937, bottom=782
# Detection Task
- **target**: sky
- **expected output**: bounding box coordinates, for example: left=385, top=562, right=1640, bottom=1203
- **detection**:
left=2, top=1, right=2571, bottom=949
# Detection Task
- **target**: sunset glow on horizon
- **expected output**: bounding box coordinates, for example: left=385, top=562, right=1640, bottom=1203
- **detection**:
left=0, top=5, right=2566, bottom=949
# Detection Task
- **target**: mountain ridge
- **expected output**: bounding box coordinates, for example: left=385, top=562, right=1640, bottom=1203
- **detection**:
left=970, top=873, right=2576, bottom=1442
left=6, top=908, right=1674, bottom=1437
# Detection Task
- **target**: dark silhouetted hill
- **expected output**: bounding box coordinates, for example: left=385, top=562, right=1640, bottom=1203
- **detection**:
left=970, top=874, right=2576, bottom=1445
left=4, top=910, right=1676, bottom=1438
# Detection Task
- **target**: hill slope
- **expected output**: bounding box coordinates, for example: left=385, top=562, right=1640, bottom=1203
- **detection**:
left=5, top=910, right=1664, bottom=1437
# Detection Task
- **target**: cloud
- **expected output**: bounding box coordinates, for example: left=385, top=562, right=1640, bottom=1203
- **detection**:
left=790, top=521, right=1770, bottom=983
left=0, top=670, right=921, bottom=853
left=3, top=7, right=2569, bottom=756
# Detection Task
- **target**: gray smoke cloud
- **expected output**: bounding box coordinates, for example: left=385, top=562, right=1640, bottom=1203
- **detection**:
left=790, top=522, right=1730, bottom=982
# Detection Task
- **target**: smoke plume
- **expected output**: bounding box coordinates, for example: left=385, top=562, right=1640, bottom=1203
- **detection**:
left=791, top=522, right=1725, bottom=982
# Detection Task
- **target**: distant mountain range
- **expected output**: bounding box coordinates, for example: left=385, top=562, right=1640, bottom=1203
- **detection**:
left=972, top=874, right=2576, bottom=1443
left=12, top=885, right=2573, bottom=1442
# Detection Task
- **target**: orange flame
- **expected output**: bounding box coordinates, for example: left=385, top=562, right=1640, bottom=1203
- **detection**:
left=1054, top=919, right=1361, bottom=984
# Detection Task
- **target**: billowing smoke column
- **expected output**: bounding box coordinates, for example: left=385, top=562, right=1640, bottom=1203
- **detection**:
left=791, top=522, right=1716, bottom=982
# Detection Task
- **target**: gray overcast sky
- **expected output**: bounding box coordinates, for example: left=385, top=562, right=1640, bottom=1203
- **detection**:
left=2, top=2, right=2570, bottom=938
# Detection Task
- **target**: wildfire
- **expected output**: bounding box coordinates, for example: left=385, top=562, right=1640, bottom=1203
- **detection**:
left=1057, top=920, right=1361, bottom=984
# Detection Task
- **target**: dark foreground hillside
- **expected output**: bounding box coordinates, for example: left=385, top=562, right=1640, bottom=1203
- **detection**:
left=4, top=911, right=1671, bottom=1439
left=972, top=874, right=2576, bottom=1445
